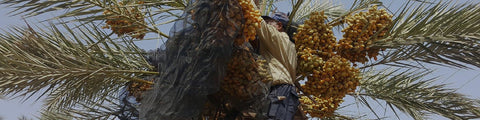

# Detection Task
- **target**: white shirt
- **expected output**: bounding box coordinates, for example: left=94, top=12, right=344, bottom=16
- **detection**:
left=256, top=20, right=297, bottom=85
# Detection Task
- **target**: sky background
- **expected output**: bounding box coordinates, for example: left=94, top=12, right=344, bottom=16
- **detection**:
left=0, top=0, right=479, bottom=120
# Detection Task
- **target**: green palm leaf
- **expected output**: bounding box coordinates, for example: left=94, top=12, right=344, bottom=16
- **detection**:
left=355, top=68, right=480, bottom=119
left=1, top=0, right=187, bottom=38
left=39, top=95, right=122, bottom=120
left=1, top=0, right=186, bottom=18
left=289, top=0, right=346, bottom=23
left=369, top=1, right=480, bottom=69
left=0, top=22, right=156, bottom=109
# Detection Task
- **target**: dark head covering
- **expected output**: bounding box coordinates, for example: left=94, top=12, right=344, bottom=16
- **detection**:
left=261, top=12, right=289, bottom=26
left=272, top=12, right=289, bottom=26
left=261, top=12, right=297, bottom=43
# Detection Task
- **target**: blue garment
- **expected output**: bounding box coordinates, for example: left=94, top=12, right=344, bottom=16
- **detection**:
left=267, top=84, right=300, bottom=120
left=272, top=12, right=289, bottom=26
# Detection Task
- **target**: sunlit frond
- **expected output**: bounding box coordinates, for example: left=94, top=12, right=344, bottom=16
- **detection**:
left=321, top=114, right=359, bottom=120
left=349, top=0, right=383, bottom=11
left=1, top=0, right=186, bottom=18
left=39, top=96, right=123, bottom=120
left=1, top=0, right=187, bottom=38
left=322, top=104, right=368, bottom=120
left=290, top=0, right=346, bottom=23
left=369, top=1, right=480, bottom=69
left=354, top=68, right=480, bottom=119
left=0, top=22, right=156, bottom=109
left=321, top=0, right=384, bottom=27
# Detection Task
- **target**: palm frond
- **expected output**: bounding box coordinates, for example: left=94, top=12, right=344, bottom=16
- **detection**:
left=1, top=0, right=185, bottom=18
left=370, top=1, right=480, bottom=69
left=349, top=0, right=383, bottom=10
left=1, top=0, right=186, bottom=38
left=324, top=0, right=382, bottom=28
left=18, top=116, right=34, bottom=120
left=354, top=68, right=480, bottom=119
left=0, top=22, right=156, bottom=109
left=323, top=104, right=368, bottom=120
left=290, top=0, right=346, bottom=23
left=39, top=95, right=124, bottom=120
left=321, top=114, right=362, bottom=120
left=256, top=0, right=278, bottom=16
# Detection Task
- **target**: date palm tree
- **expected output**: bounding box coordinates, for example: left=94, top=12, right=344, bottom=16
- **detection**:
left=0, top=0, right=479, bottom=119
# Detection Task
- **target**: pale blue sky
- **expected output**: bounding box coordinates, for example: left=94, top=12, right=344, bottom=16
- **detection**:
left=1, top=0, right=479, bottom=120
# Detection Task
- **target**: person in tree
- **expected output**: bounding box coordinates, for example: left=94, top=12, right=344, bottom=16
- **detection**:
left=250, top=1, right=300, bottom=119
left=258, top=12, right=300, bottom=120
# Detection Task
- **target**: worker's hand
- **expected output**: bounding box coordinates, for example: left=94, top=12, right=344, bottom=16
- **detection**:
left=277, top=96, right=286, bottom=101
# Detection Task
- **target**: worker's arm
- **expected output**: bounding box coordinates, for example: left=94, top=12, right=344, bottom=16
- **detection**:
left=256, top=20, right=297, bottom=81
left=250, top=0, right=297, bottom=81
